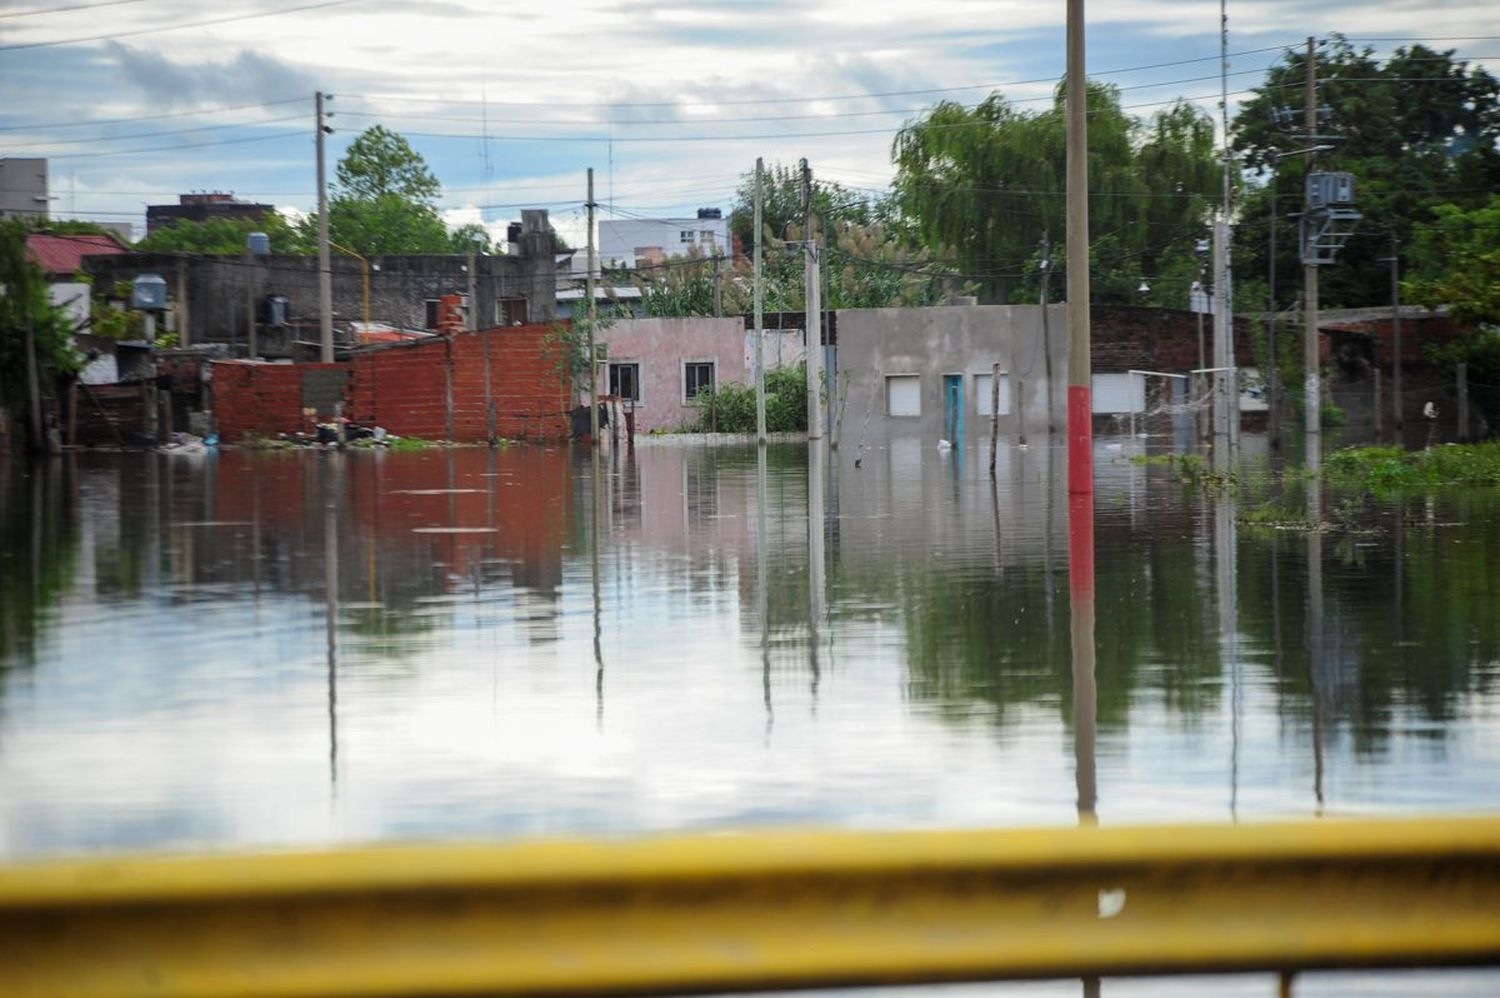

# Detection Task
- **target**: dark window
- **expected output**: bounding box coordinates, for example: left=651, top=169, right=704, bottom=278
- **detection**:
left=495, top=297, right=528, bottom=326
left=684, top=361, right=714, bottom=402
left=609, top=362, right=640, bottom=402
left=423, top=299, right=441, bottom=330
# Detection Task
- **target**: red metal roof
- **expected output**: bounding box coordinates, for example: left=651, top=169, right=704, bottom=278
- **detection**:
left=25, top=233, right=130, bottom=276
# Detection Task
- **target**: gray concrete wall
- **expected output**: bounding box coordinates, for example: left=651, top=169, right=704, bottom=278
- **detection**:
left=834, top=305, right=1066, bottom=447
left=84, top=219, right=559, bottom=355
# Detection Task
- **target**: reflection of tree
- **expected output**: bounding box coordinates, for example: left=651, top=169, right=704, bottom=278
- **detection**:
left=1239, top=496, right=1500, bottom=754
left=0, top=459, right=78, bottom=675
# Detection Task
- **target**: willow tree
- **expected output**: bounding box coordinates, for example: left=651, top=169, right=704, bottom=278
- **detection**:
left=891, top=83, right=1219, bottom=304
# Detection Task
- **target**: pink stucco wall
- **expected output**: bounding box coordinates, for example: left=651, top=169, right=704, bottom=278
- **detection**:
left=595, top=317, right=743, bottom=433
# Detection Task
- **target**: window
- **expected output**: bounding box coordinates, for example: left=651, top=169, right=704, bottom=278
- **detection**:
left=609, top=362, right=640, bottom=402
left=680, top=230, right=695, bottom=243
left=886, top=374, right=921, bottom=416
left=494, top=297, right=528, bottom=327
left=423, top=299, right=441, bottom=330
left=700, top=229, right=716, bottom=243
left=974, top=372, right=1011, bottom=416
left=1091, top=373, right=1145, bottom=414
left=684, top=361, right=715, bottom=402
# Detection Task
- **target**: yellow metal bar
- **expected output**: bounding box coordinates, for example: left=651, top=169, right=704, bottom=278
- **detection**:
left=1, top=818, right=1498, bottom=997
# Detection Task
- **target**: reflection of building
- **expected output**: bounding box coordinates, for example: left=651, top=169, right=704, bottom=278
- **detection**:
left=145, top=193, right=272, bottom=234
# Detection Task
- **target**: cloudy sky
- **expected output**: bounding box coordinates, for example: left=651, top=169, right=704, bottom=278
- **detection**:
left=2, top=0, right=1496, bottom=245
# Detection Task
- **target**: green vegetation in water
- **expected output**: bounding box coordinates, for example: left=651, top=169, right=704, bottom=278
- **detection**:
left=1324, top=442, right=1500, bottom=489
left=1238, top=496, right=1383, bottom=534
left=1128, top=452, right=1236, bottom=490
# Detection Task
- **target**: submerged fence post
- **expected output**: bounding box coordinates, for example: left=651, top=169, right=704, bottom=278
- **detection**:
left=989, top=362, right=1000, bottom=477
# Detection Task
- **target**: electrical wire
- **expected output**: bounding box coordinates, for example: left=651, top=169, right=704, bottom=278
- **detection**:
left=3, top=114, right=306, bottom=149
left=0, top=0, right=359, bottom=52
left=48, top=129, right=305, bottom=160
left=0, top=97, right=309, bottom=132
left=0, top=0, right=153, bottom=19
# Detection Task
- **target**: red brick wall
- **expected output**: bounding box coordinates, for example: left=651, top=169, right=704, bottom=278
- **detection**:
left=211, top=361, right=344, bottom=443
left=217, top=323, right=573, bottom=444
left=1093, top=304, right=1258, bottom=373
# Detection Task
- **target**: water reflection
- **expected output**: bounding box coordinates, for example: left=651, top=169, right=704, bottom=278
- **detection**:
left=1, top=438, right=1499, bottom=858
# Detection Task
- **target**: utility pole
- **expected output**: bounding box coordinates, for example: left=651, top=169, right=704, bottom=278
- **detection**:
left=1219, top=0, right=1236, bottom=453
left=1386, top=233, right=1402, bottom=432
left=1065, top=0, right=1091, bottom=495
left=587, top=168, right=599, bottom=447
left=1268, top=189, right=1280, bottom=448
left=1040, top=231, right=1054, bottom=432
left=316, top=91, right=334, bottom=363
left=1302, top=37, right=1321, bottom=465
left=1212, top=217, right=1230, bottom=468
left=753, top=156, right=767, bottom=443
left=801, top=159, right=823, bottom=440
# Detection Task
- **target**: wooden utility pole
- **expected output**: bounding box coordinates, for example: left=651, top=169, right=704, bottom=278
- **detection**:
left=753, top=157, right=766, bottom=443
left=587, top=168, right=599, bottom=447
left=1065, top=0, right=1091, bottom=495
left=801, top=159, right=823, bottom=440
left=989, top=362, right=1001, bottom=476
left=1212, top=217, right=1230, bottom=467
left=1302, top=37, right=1321, bottom=466
left=316, top=91, right=334, bottom=363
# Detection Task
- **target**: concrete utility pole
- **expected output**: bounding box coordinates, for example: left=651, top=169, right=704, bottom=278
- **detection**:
left=587, top=168, right=599, bottom=447
left=1040, top=231, right=1054, bottom=432
left=1065, top=0, right=1091, bottom=495
left=1267, top=190, right=1279, bottom=448
left=1302, top=37, right=1321, bottom=466
left=753, top=157, right=767, bottom=443
left=316, top=91, right=334, bottom=363
left=801, top=159, right=823, bottom=440
left=1212, top=217, right=1230, bottom=468
left=1219, top=0, right=1236, bottom=452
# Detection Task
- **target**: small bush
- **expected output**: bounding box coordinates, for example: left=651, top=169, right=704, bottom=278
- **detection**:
left=695, top=364, right=808, bottom=433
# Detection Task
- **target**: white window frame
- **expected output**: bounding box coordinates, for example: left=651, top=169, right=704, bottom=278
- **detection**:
left=682, top=359, right=716, bottom=403
left=679, top=230, right=695, bottom=243
left=609, top=361, right=641, bottom=402
left=885, top=373, right=922, bottom=417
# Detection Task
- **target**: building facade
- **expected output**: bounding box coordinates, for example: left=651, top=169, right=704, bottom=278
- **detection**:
left=0, top=158, right=49, bottom=221
left=145, top=193, right=272, bottom=234
left=598, top=209, right=728, bottom=269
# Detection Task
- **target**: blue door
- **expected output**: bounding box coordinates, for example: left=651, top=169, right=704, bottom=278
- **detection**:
left=943, top=375, right=964, bottom=443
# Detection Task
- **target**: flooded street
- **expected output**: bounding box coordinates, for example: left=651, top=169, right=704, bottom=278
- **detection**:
left=5, top=437, right=1500, bottom=995
left=5, top=437, right=1497, bottom=859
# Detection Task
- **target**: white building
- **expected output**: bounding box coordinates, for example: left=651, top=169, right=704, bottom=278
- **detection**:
left=597, top=209, right=728, bottom=269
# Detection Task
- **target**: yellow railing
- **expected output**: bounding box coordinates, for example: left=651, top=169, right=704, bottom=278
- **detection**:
left=2, top=817, right=1498, bottom=997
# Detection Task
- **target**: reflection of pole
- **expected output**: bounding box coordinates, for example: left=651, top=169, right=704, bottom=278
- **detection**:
left=324, top=463, right=340, bottom=794
left=1065, top=0, right=1092, bottom=495
left=757, top=445, right=771, bottom=732
left=1069, top=492, right=1097, bottom=826
left=807, top=443, right=825, bottom=703
left=1215, top=492, right=1239, bottom=818
left=592, top=442, right=604, bottom=727
left=1306, top=475, right=1325, bottom=813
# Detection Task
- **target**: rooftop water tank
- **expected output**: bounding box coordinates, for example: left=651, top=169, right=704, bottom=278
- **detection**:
left=132, top=273, right=168, bottom=310
left=246, top=231, right=271, bottom=256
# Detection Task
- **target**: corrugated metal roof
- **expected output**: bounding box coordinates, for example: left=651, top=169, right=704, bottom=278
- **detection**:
left=25, top=233, right=130, bottom=276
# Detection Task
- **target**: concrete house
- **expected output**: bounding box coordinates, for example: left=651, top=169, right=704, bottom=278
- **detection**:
left=84, top=210, right=564, bottom=357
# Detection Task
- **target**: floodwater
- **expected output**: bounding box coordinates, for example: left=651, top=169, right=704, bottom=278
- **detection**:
left=3, top=436, right=1498, bottom=995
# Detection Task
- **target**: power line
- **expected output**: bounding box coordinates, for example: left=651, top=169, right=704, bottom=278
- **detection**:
left=3, top=114, right=306, bottom=150
left=0, top=0, right=153, bottom=19
left=48, top=129, right=304, bottom=160
left=0, top=97, right=309, bottom=133
left=0, top=0, right=359, bottom=52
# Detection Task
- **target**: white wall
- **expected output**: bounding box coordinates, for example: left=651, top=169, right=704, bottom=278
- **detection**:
left=598, top=217, right=729, bottom=268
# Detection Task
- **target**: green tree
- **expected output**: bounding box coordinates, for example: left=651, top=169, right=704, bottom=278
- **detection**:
left=1404, top=195, right=1500, bottom=328
left=728, top=162, right=874, bottom=250
left=1, top=219, right=79, bottom=450
left=309, top=126, right=456, bottom=255
left=1232, top=38, right=1500, bottom=309
left=135, top=213, right=309, bottom=254
left=891, top=84, right=1219, bottom=303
